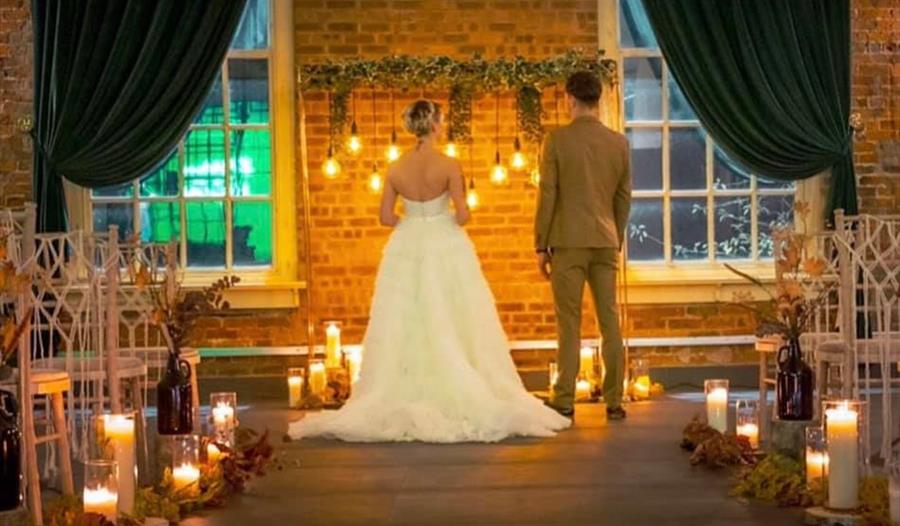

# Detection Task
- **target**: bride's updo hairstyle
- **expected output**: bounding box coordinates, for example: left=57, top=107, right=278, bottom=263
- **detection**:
left=403, top=99, right=441, bottom=138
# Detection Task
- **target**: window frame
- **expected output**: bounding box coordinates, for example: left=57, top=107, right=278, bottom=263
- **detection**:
left=619, top=45, right=795, bottom=266
left=77, top=0, right=298, bottom=290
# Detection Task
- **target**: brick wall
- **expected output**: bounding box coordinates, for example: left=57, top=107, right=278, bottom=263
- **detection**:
left=0, top=0, right=32, bottom=208
left=1, top=0, right=896, bottom=376
left=852, top=0, right=899, bottom=215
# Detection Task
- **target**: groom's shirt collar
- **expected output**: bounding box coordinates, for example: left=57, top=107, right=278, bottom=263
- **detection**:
left=572, top=114, right=599, bottom=123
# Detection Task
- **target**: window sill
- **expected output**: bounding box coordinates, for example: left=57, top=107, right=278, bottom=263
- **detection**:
left=179, top=275, right=306, bottom=310
left=622, top=261, right=774, bottom=304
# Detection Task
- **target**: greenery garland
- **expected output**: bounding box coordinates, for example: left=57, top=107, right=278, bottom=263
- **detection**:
left=299, top=51, right=616, bottom=147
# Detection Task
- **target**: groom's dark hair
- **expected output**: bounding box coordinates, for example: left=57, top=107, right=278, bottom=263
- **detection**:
left=565, top=71, right=601, bottom=107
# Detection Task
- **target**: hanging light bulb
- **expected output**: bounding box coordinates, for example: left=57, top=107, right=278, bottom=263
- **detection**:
left=490, top=151, right=508, bottom=186
left=322, top=146, right=341, bottom=179
left=510, top=137, right=527, bottom=171
left=386, top=130, right=400, bottom=162
left=346, top=120, right=362, bottom=155
left=466, top=177, right=479, bottom=210
left=368, top=164, right=383, bottom=193
left=444, top=141, right=458, bottom=158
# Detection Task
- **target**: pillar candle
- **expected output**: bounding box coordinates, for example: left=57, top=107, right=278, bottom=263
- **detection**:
left=345, top=349, right=362, bottom=384
left=84, top=486, right=118, bottom=521
left=103, top=415, right=135, bottom=514
left=579, top=347, right=594, bottom=381
left=805, top=451, right=828, bottom=484
left=633, top=375, right=651, bottom=400
left=172, top=463, right=200, bottom=493
left=309, top=362, right=327, bottom=396
left=325, top=323, right=342, bottom=368
left=825, top=404, right=859, bottom=510
left=288, top=375, right=304, bottom=408
left=736, top=423, right=759, bottom=449
left=706, top=388, right=728, bottom=433
left=548, top=362, right=558, bottom=387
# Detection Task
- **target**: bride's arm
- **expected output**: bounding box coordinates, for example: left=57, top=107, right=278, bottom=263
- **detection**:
left=448, top=161, right=470, bottom=225
left=379, top=176, right=400, bottom=227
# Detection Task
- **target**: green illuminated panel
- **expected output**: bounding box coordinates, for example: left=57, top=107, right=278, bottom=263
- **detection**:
left=185, top=201, right=225, bottom=267
left=184, top=129, right=226, bottom=197
left=230, top=130, right=271, bottom=196
left=232, top=201, right=272, bottom=267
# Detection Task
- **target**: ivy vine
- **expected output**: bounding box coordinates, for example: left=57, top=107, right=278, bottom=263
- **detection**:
left=299, top=50, right=616, bottom=147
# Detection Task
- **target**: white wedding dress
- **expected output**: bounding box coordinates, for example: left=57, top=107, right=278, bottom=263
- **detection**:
left=289, top=192, right=570, bottom=443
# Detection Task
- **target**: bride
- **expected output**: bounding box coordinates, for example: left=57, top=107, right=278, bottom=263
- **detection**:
left=289, top=100, right=570, bottom=443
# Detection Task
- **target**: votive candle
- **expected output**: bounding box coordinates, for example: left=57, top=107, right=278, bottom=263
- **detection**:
left=172, top=463, right=200, bottom=492
left=345, top=348, right=362, bottom=384
left=805, top=426, right=828, bottom=485
left=83, top=486, right=117, bottom=521
left=575, top=379, right=591, bottom=401
left=287, top=368, right=304, bottom=408
left=309, top=361, right=327, bottom=396
left=325, top=322, right=342, bottom=368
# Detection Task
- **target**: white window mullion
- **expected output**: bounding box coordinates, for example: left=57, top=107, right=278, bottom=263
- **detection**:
left=706, top=135, right=715, bottom=262
left=661, top=62, right=671, bottom=264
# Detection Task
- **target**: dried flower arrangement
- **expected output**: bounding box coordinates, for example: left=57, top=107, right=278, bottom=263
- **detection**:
left=725, top=202, right=835, bottom=340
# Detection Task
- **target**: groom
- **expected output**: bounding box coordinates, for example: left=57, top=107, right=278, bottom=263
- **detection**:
left=535, top=71, right=632, bottom=420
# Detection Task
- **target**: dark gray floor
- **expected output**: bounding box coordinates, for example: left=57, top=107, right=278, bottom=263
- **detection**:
left=181, top=382, right=804, bottom=526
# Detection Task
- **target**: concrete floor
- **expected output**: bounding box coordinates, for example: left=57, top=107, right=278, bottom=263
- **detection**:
left=181, top=381, right=804, bottom=526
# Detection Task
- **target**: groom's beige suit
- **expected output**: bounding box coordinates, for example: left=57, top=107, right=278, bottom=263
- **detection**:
left=535, top=114, right=632, bottom=410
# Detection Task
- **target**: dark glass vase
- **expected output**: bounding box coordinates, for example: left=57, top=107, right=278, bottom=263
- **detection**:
left=0, top=389, right=22, bottom=511
left=776, top=338, right=814, bottom=421
left=157, top=352, right=193, bottom=435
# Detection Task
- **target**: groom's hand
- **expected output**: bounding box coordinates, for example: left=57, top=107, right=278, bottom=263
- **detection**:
left=536, top=250, right=552, bottom=280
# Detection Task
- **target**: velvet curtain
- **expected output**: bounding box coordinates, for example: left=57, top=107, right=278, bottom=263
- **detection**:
left=641, top=0, right=857, bottom=220
left=32, top=0, right=247, bottom=232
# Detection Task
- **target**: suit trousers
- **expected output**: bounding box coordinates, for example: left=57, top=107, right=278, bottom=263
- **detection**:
left=549, top=247, right=624, bottom=410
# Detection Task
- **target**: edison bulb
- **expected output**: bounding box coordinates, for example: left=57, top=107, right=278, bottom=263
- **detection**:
left=510, top=150, right=527, bottom=171
left=444, top=142, right=458, bottom=158
left=347, top=134, right=362, bottom=155
left=466, top=189, right=479, bottom=210
left=490, top=164, right=508, bottom=185
left=322, top=156, right=341, bottom=179
left=386, top=143, right=401, bottom=162
left=368, top=171, right=383, bottom=193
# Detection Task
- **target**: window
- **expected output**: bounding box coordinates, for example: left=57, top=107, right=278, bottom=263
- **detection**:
left=91, top=0, right=275, bottom=270
left=619, top=0, right=794, bottom=264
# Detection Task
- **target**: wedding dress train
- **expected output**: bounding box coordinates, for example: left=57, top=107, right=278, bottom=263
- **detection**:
left=288, top=192, right=570, bottom=442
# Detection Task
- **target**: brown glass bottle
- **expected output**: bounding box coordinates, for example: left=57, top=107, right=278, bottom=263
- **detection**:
left=776, top=338, right=814, bottom=420
left=157, top=353, right=193, bottom=434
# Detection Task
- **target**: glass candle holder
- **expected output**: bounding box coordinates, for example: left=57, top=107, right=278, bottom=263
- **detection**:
left=822, top=399, right=863, bottom=510
left=735, top=400, right=760, bottom=449
left=83, top=459, right=118, bottom=521
left=205, top=438, right=223, bottom=465
left=548, top=361, right=558, bottom=389
left=96, top=413, right=136, bottom=515
left=343, top=348, right=362, bottom=385
left=889, top=460, right=899, bottom=525
left=704, top=379, right=729, bottom=433
left=579, top=347, right=595, bottom=383
left=631, top=358, right=651, bottom=401
left=308, top=360, right=327, bottom=397
left=287, top=367, right=305, bottom=408
left=209, top=392, right=237, bottom=447
left=805, top=426, right=828, bottom=486
left=171, top=435, right=200, bottom=494
left=323, top=321, right=342, bottom=368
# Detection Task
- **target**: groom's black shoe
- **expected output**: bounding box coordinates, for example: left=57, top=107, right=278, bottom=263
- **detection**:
left=606, top=406, right=627, bottom=421
left=544, top=401, right=575, bottom=419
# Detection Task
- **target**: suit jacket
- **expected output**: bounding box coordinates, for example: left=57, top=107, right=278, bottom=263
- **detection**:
left=534, top=115, right=632, bottom=251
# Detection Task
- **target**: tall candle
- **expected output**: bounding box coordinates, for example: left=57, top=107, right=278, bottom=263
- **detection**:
left=288, top=374, right=304, bottom=408
left=345, top=348, right=362, bottom=384
left=805, top=450, right=829, bottom=484
left=103, top=414, right=135, bottom=514
left=706, top=388, right=728, bottom=433
left=579, top=347, right=594, bottom=381
left=736, top=423, right=759, bottom=448
left=172, top=463, right=200, bottom=493
left=309, top=362, right=327, bottom=396
left=548, top=362, right=558, bottom=388
left=325, top=323, right=342, bottom=368
left=825, top=403, right=859, bottom=510
left=83, top=486, right=117, bottom=520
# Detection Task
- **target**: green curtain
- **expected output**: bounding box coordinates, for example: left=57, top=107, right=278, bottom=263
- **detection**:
left=641, top=0, right=857, bottom=220
left=32, top=0, right=247, bottom=232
